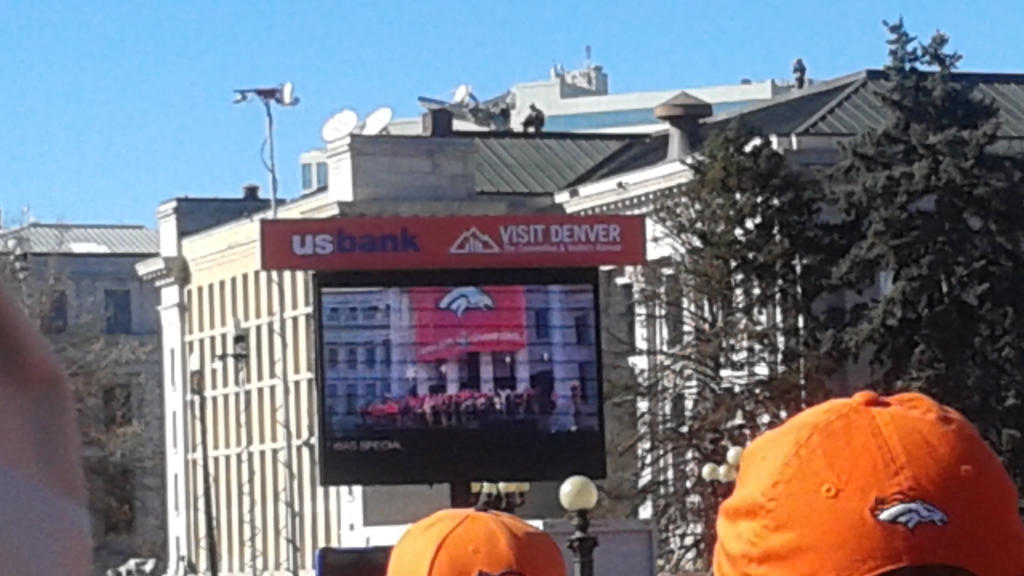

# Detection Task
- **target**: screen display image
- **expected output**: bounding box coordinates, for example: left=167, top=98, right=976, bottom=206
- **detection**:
left=315, top=269, right=606, bottom=486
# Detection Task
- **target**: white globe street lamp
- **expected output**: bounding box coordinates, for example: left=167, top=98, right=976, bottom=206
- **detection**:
left=559, top=475, right=599, bottom=576
left=559, top=475, right=599, bottom=512
left=702, top=445, right=745, bottom=484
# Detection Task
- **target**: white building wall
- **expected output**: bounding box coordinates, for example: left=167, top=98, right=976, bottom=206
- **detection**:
left=159, top=283, right=189, bottom=568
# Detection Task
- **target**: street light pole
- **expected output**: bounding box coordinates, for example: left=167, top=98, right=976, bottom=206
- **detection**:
left=234, top=83, right=301, bottom=576
left=262, top=97, right=279, bottom=216
left=189, top=361, right=219, bottom=576
left=559, top=475, right=600, bottom=576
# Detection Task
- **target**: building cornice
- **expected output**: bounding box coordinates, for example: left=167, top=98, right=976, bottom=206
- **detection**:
left=558, top=160, right=691, bottom=215
left=136, top=256, right=187, bottom=287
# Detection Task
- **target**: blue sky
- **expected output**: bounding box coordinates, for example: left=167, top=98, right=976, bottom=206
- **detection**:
left=1, top=0, right=1021, bottom=228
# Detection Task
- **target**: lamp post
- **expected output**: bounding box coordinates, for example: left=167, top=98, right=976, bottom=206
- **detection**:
left=472, top=481, right=531, bottom=513
left=188, top=330, right=249, bottom=576
left=233, top=82, right=301, bottom=576
left=700, top=445, right=744, bottom=484
left=559, top=475, right=599, bottom=576
left=189, top=352, right=219, bottom=576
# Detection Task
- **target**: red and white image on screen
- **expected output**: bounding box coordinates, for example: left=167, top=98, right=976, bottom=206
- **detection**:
left=320, top=284, right=599, bottom=436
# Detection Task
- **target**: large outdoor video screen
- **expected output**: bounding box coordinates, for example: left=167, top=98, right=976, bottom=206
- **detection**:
left=315, top=268, right=606, bottom=486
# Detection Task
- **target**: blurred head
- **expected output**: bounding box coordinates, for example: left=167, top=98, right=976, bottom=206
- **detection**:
left=714, top=391, right=1024, bottom=576
left=0, top=285, right=91, bottom=574
left=387, top=507, right=565, bottom=576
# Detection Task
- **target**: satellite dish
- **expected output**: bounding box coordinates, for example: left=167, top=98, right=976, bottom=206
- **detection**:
left=362, top=107, right=393, bottom=136
left=454, top=84, right=474, bottom=105
left=321, top=109, right=358, bottom=142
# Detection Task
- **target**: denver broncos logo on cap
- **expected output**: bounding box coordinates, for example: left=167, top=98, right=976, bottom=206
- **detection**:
left=872, top=495, right=948, bottom=531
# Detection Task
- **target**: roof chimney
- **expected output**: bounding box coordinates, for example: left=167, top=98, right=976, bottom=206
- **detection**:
left=242, top=183, right=260, bottom=200
left=422, top=108, right=454, bottom=137
left=654, top=91, right=713, bottom=161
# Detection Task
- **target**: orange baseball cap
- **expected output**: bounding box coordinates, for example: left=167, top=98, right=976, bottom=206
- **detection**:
left=387, top=507, right=566, bottom=576
left=714, top=390, right=1024, bottom=576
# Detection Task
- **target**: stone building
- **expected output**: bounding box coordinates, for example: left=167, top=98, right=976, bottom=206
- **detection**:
left=137, top=110, right=645, bottom=575
left=0, top=222, right=165, bottom=574
left=551, top=68, right=1024, bottom=521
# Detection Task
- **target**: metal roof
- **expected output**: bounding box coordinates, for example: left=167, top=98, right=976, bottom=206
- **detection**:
left=470, top=133, right=637, bottom=194
left=800, top=70, right=1024, bottom=136
left=574, top=69, right=1024, bottom=184
left=0, top=223, right=158, bottom=255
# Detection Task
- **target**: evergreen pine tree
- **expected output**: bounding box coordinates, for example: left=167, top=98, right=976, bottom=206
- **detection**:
left=825, top=18, right=1024, bottom=488
left=642, top=120, right=827, bottom=571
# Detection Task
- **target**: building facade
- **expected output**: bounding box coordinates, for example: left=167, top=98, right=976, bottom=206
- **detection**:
left=551, top=68, right=1024, bottom=522
left=138, top=112, right=642, bottom=575
left=0, top=223, right=165, bottom=574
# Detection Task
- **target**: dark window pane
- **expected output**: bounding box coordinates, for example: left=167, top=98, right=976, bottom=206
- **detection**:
left=43, top=290, right=68, bottom=334
left=105, top=289, right=132, bottom=334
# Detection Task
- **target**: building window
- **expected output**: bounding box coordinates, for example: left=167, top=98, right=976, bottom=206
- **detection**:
left=574, top=314, right=592, bottom=345
left=382, top=339, right=392, bottom=368
left=104, top=467, right=135, bottom=535
left=345, top=384, right=358, bottom=414
left=104, top=289, right=132, bottom=334
left=346, top=307, right=358, bottom=322
left=534, top=308, right=551, bottom=340
left=493, top=352, right=516, bottom=391
left=459, top=352, right=482, bottom=390
left=671, top=393, right=687, bottom=421
left=43, top=289, right=68, bottom=334
left=578, top=361, right=596, bottom=402
left=316, top=162, right=328, bottom=189
left=364, top=306, right=380, bottom=322
left=665, top=275, right=684, bottom=348
left=346, top=348, right=358, bottom=370
left=327, top=307, right=340, bottom=323
left=102, top=384, right=132, bottom=429
left=621, top=283, right=636, bottom=346
left=365, top=345, right=377, bottom=369
left=879, top=269, right=895, bottom=296
left=301, top=163, right=313, bottom=190
left=327, top=346, right=340, bottom=368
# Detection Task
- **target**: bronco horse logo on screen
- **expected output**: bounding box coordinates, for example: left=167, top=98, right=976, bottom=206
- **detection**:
left=437, top=287, right=495, bottom=318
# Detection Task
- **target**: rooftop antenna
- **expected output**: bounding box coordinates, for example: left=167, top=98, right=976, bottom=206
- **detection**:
left=362, top=107, right=393, bottom=136
left=321, top=109, right=359, bottom=142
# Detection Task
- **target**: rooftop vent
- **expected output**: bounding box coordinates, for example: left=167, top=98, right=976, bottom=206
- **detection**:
left=654, top=91, right=713, bottom=161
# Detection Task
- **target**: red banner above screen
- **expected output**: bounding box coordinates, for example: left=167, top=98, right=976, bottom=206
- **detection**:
left=260, top=214, right=646, bottom=271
